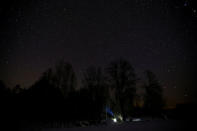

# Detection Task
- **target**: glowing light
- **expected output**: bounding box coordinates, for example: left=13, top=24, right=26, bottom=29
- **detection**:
left=132, top=118, right=141, bottom=122
left=106, top=107, right=114, bottom=117
left=117, top=114, right=123, bottom=121
left=112, top=118, right=117, bottom=123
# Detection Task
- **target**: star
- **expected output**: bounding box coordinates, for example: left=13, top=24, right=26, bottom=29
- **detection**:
left=193, top=9, right=197, bottom=16
left=184, top=1, right=188, bottom=7
left=184, top=93, right=188, bottom=97
left=7, top=49, right=11, bottom=53
left=15, top=18, right=19, bottom=23
left=5, top=60, right=9, bottom=65
left=163, top=86, right=167, bottom=89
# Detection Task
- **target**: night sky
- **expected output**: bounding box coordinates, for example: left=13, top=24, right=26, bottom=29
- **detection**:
left=0, top=0, right=196, bottom=107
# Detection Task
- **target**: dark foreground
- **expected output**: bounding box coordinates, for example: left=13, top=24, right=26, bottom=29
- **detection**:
left=37, top=120, right=194, bottom=131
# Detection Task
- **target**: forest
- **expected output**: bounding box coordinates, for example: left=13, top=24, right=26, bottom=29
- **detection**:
left=1, top=59, right=168, bottom=129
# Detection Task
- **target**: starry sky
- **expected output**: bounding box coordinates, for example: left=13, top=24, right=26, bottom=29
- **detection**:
left=0, top=0, right=196, bottom=107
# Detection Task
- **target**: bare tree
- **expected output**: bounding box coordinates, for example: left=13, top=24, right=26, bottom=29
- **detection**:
left=106, top=59, right=137, bottom=120
left=53, top=61, right=77, bottom=97
left=144, top=70, right=164, bottom=117
left=82, top=66, right=109, bottom=120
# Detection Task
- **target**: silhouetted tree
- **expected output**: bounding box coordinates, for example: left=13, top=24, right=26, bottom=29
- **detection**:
left=12, top=84, right=23, bottom=94
left=106, top=59, right=137, bottom=120
left=0, top=80, right=12, bottom=112
left=143, top=70, right=164, bottom=117
left=0, top=80, right=14, bottom=129
left=53, top=61, right=77, bottom=97
left=26, top=70, right=64, bottom=120
left=82, top=66, right=109, bottom=120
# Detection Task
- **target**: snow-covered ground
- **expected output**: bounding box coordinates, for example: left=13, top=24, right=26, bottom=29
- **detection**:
left=40, top=120, right=192, bottom=131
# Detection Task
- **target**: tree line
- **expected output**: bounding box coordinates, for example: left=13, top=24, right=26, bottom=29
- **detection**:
left=0, top=58, right=164, bottom=127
